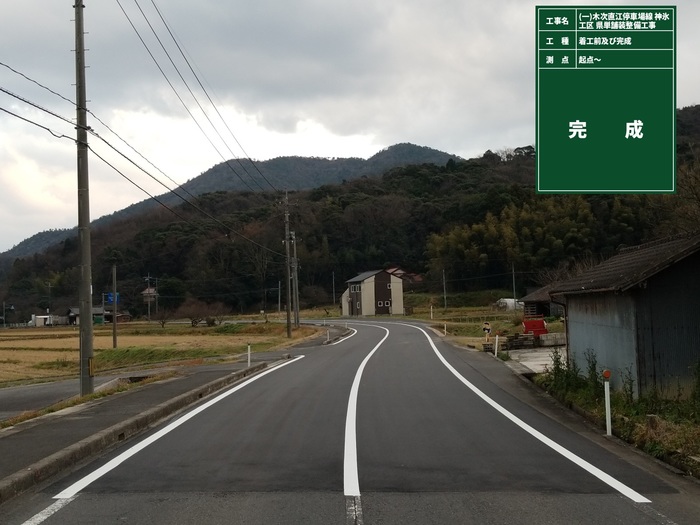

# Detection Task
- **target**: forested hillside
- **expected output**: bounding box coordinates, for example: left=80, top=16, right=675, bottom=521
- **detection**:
left=1, top=105, right=699, bottom=323
left=0, top=143, right=458, bottom=260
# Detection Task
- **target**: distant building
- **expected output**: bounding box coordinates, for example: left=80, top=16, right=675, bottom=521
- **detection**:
left=341, top=270, right=405, bottom=317
left=66, top=307, right=106, bottom=325
left=550, top=233, right=700, bottom=399
left=520, top=283, right=565, bottom=317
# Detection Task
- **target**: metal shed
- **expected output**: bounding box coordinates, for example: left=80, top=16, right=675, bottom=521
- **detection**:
left=550, top=233, right=700, bottom=399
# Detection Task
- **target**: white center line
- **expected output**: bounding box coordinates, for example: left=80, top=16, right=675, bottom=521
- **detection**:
left=343, top=325, right=389, bottom=497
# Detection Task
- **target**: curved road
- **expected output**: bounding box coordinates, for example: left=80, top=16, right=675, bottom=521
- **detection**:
left=5, top=321, right=700, bottom=524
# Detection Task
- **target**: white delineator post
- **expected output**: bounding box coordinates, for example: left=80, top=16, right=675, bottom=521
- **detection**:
left=603, top=369, right=612, bottom=436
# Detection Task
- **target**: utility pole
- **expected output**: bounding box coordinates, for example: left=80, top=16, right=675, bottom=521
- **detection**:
left=144, top=274, right=150, bottom=321
left=512, top=262, right=517, bottom=303
left=112, top=263, right=118, bottom=349
left=283, top=193, right=292, bottom=338
left=45, top=282, right=52, bottom=318
left=443, top=269, right=447, bottom=309
left=143, top=274, right=157, bottom=321
left=290, top=231, right=300, bottom=327
left=75, top=0, right=94, bottom=396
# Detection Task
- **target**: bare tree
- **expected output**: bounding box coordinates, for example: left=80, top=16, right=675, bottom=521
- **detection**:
left=156, top=308, right=173, bottom=328
left=672, top=153, right=700, bottom=231
left=535, top=254, right=600, bottom=286
left=175, top=298, right=208, bottom=327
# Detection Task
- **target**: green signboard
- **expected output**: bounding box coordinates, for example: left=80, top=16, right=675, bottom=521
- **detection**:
left=536, top=6, right=676, bottom=193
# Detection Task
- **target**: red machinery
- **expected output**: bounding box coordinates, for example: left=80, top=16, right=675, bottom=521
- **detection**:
left=522, top=315, right=548, bottom=337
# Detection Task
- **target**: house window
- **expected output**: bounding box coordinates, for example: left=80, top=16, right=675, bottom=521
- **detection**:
left=377, top=301, right=383, bottom=307
left=356, top=302, right=361, bottom=310
left=386, top=300, right=391, bottom=307
left=387, top=283, right=391, bottom=289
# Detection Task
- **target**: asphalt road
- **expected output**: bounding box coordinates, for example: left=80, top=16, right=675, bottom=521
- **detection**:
left=0, top=377, right=114, bottom=421
left=4, top=321, right=700, bottom=524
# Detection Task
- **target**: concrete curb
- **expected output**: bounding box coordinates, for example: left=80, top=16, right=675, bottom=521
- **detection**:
left=322, top=329, right=353, bottom=345
left=0, top=362, right=270, bottom=505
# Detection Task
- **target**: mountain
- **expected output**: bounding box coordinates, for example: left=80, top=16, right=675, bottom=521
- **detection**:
left=1, top=143, right=460, bottom=260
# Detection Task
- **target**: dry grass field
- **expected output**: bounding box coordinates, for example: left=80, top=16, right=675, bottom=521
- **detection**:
left=0, top=322, right=318, bottom=385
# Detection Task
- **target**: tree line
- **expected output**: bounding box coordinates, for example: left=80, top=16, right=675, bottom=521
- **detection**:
left=1, top=107, right=699, bottom=322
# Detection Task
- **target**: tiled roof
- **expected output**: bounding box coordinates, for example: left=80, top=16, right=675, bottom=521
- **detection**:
left=550, top=232, right=700, bottom=295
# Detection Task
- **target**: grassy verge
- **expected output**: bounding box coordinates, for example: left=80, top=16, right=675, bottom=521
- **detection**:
left=0, top=321, right=318, bottom=386
left=534, top=349, right=700, bottom=477
left=0, top=372, right=177, bottom=429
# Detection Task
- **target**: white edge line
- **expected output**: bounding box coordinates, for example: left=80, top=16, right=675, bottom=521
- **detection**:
left=328, top=327, right=357, bottom=345
left=53, top=355, right=305, bottom=500
left=399, top=322, right=651, bottom=504
left=21, top=496, right=77, bottom=525
left=343, top=325, right=389, bottom=497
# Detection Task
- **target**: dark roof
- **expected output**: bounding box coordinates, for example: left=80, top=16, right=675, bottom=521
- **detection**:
left=551, top=232, right=700, bottom=295
left=67, top=307, right=105, bottom=316
left=520, top=282, right=563, bottom=303
left=347, top=270, right=384, bottom=283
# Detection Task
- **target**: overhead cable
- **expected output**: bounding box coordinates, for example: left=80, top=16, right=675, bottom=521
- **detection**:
left=148, top=0, right=280, bottom=192
left=116, top=0, right=261, bottom=193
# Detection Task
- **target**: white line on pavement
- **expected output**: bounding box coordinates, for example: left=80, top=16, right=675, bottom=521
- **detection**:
left=344, top=325, right=389, bottom=497
left=21, top=496, right=77, bottom=525
left=53, top=356, right=305, bottom=500
left=328, top=328, right=357, bottom=345
left=401, top=322, right=651, bottom=504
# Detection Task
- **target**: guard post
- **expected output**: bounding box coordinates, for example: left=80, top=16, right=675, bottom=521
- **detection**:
left=603, top=369, right=612, bottom=436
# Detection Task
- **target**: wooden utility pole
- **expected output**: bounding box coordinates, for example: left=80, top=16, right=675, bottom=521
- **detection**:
left=290, top=231, right=300, bottom=327
left=75, top=0, right=94, bottom=396
left=112, top=263, right=118, bottom=349
left=443, top=269, right=447, bottom=309
left=284, top=193, right=292, bottom=338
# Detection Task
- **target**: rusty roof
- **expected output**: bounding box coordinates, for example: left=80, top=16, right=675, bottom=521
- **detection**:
left=550, top=232, right=700, bottom=295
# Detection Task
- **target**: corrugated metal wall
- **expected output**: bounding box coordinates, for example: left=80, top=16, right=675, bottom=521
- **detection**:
left=636, top=253, right=700, bottom=398
left=567, top=293, right=638, bottom=396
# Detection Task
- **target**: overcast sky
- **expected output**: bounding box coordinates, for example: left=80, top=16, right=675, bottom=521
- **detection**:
left=1, top=0, right=698, bottom=253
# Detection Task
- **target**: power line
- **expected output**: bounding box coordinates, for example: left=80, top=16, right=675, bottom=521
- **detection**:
left=1, top=81, right=212, bottom=221
left=115, top=0, right=261, bottom=193
left=147, top=0, right=280, bottom=192
left=1, top=60, right=208, bottom=210
left=0, top=105, right=73, bottom=141
left=141, top=0, right=270, bottom=192
left=0, top=86, right=76, bottom=128
left=87, top=141, right=284, bottom=255
left=0, top=87, right=284, bottom=257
